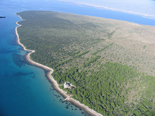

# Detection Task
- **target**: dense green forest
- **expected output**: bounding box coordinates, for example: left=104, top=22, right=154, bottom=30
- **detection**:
left=17, top=11, right=155, bottom=116
left=53, top=63, right=155, bottom=115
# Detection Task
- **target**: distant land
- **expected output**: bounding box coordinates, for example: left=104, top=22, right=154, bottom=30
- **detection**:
left=60, top=0, right=155, bottom=20
left=16, top=11, right=155, bottom=116
left=0, top=16, right=5, bottom=18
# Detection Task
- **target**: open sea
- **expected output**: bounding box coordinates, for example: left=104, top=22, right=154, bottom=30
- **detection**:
left=0, top=0, right=155, bottom=116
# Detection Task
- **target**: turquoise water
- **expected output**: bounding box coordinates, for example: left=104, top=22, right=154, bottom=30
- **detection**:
left=0, top=0, right=155, bottom=116
left=0, top=1, right=87, bottom=116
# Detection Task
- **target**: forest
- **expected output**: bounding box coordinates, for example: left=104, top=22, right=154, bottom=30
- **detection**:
left=17, top=11, right=155, bottom=116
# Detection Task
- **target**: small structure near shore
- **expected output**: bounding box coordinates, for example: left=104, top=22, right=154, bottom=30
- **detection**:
left=64, top=81, right=75, bottom=89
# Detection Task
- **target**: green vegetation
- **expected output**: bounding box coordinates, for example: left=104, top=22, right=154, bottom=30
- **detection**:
left=92, top=43, right=113, bottom=55
left=17, top=11, right=155, bottom=116
left=76, top=50, right=89, bottom=57
left=143, top=45, right=146, bottom=49
left=83, top=55, right=100, bottom=67
left=53, top=62, right=155, bottom=115
left=72, top=51, right=80, bottom=56
left=55, top=58, right=72, bottom=68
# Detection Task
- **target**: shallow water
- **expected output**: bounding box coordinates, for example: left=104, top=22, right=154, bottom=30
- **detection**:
left=0, top=0, right=154, bottom=116
left=0, top=1, right=88, bottom=116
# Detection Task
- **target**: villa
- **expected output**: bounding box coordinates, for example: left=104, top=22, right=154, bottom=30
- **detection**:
left=63, top=82, right=75, bottom=89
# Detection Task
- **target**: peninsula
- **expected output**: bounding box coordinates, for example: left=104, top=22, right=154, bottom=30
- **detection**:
left=16, top=11, right=155, bottom=116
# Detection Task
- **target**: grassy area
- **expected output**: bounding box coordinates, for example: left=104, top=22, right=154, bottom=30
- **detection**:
left=17, top=11, right=155, bottom=116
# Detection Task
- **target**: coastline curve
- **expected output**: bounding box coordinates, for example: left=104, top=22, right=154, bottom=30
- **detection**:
left=15, top=14, right=102, bottom=116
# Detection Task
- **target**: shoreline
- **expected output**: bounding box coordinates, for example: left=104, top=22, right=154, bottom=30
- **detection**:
left=15, top=14, right=102, bottom=116
left=77, top=2, right=155, bottom=19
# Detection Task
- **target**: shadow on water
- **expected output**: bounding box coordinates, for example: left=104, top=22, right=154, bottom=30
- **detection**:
left=13, top=71, right=34, bottom=77
left=12, top=53, right=28, bottom=67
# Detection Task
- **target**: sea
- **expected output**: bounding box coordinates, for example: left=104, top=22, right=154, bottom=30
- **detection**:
left=0, top=0, right=155, bottom=116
